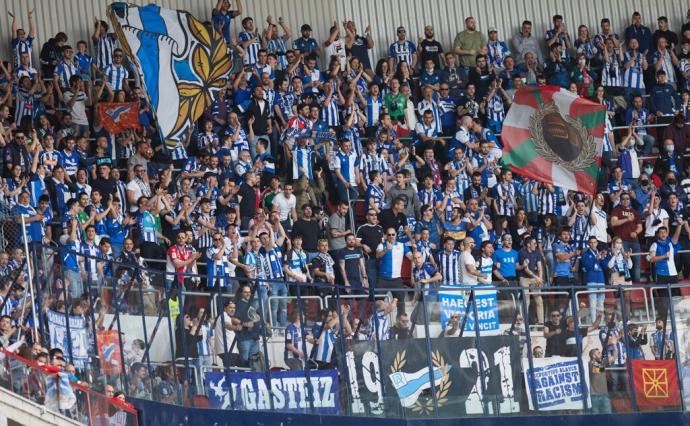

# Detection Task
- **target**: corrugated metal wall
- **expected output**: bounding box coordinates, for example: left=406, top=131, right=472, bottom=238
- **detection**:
left=0, top=0, right=686, bottom=66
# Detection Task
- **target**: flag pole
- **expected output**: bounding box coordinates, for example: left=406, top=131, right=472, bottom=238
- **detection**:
left=20, top=215, right=39, bottom=341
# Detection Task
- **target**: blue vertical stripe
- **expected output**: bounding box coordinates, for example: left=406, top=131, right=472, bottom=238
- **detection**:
left=137, top=32, right=161, bottom=108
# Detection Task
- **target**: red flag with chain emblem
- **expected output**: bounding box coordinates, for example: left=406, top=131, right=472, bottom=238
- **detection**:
left=631, top=359, right=681, bottom=409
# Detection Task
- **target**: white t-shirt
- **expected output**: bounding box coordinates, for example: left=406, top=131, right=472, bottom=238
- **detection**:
left=325, top=38, right=347, bottom=71
left=63, top=91, right=89, bottom=125
left=214, top=311, right=239, bottom=356
left=272, top=192, right=296, bottom=221
left=644, top=207, right=669, bottom=237
left=459, top=250, right=479, bottom=286
left=126, top=179, right=149, bottom=212
left=588, top=205, right=608, bottom=243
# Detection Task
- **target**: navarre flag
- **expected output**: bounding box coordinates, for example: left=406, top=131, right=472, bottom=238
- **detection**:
left=501, top=86, right=605, bottom=195
left=97, top=329, right=123, bottom=376
left=97, top=102, right=140, bottom=135
left=109, top=3, right=231, bottom=146
left=631, top=359, right=681, bottom=409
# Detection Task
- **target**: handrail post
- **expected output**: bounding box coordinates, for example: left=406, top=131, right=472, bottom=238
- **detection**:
left=568, top=285, right=589, bottom=413
left=666, top=282, right=685, bottom=412
left=470, top=288, right=489, bottom=415
left=618, top=286, right=638, bottom=412
left=61, top=266, right=74, bottom=365
left=31, top=244, right=46, bottom=347
left=519, top=286, right=540, bottom=412
left=216, top=281, right=236, bottom=410
left=255, top=277, right=275, bottom=410
left=333, top=284, right=353, bottom=415
left=419, top=284, right=439, bottom=418
left=294, top=279, right=313, bottom=413
left=177, top=280, right=194, bottom=407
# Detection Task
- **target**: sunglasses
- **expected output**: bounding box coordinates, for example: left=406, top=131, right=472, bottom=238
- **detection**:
left=387, top=233, right=396, bottom=237
left=213, top=238, right=223, bottom=242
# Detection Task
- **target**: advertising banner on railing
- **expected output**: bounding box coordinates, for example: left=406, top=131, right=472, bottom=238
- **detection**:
left=47, top=310, right=89, bottom=368
left=205, top=369, right=340, bottom=414
left=438, top=286, right=500, bottom=335
left=522, top=356, right=591, bottom=411
left=339, top=336, right=522, bottom=417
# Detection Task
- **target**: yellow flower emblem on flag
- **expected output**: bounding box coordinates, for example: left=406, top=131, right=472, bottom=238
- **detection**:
left=642, top=368, right=669, bottom=398
left=170, top=15, right=231, bottom=138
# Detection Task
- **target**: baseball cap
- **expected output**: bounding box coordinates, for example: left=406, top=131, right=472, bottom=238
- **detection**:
left=488, top=27, right=498, bottom=33
left=397, top=26, right=406, bottom=33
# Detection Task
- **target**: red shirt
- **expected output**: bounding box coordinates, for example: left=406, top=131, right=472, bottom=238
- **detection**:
left=166, top=244, right=191, bottom=280
left=610, top=206, right=641, bottom=242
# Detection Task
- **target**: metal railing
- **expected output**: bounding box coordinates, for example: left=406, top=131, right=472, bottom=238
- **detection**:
left=22, top=241, right=690, bottom=419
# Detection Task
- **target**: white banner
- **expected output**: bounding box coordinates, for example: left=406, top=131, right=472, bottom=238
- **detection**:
left=522, top=356, right=591, bottom=411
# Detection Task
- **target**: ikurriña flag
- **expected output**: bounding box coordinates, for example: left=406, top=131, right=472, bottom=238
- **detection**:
left=108, top=3, right=231, bottom=147
left=501, top=86, right=605, bottom=195
left=631, top=359, right=681, bottom=409
left=97, top=102, right=140, bottom=135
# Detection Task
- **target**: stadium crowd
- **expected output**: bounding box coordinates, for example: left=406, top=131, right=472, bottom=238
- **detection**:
left=1, top=0, right=690, bottom=415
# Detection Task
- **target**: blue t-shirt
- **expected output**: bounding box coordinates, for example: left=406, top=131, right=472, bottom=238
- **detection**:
left=492, top=248, right=518, bottom=278
left=553, top=241, right=575, bottom=278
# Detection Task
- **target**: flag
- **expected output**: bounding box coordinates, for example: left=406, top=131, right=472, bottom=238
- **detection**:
left=389, top=365, right=450, bottom=407
left=45, top=372, right=77, bottom=411
left=97, top=102, right=140, bottom=135
left=501, top=86, right=605, bottom=195
left=631, top=359, right=681, bottom=409
left=109, top=3, right=231, bottom=146
left=97, top=329, right=123, bottom=376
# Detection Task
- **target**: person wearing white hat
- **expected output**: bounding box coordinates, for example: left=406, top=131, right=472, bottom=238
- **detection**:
left=486, top=27, right=510, bottom=69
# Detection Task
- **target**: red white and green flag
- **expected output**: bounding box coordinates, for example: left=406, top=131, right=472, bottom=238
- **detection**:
left=501, top=86, right=605, bottom=195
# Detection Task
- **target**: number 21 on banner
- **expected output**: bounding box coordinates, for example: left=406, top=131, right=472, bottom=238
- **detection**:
left=459, top=346, right=520, bottom=414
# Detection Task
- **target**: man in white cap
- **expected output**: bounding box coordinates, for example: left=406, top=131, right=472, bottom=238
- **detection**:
left=486, top=27, right=510, bottom=69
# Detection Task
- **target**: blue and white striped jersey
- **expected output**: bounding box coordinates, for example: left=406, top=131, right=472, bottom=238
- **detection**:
left=104, top=64, right=129, bottom=91
left=239, top=31, right=261, bottom=65
left=622, top=51, right=645, bottom=89
left=334, top=150, right=359, bottom=185
left=94, top=33, right=117, bottom=70
left=291, top=145, right=314, bottom=180
left=388, top=40, right=416, bottom=66
left=438, top=249, right=463, bottom=285
left=53, top=61, right=79, bottom=88
left=11, top=37, right=34, bottom=68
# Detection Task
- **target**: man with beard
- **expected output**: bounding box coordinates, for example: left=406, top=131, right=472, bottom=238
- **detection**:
left=418, top=25, right=444, bottom=70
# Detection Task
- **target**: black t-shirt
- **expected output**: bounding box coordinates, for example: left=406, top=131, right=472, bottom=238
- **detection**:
left=379, top=209, right=407, bottom=236
left=292, top=219, right=320, bottom=251
left=238, top=183, right=257, bottom=218
left=337, top=247, right=364, bottom=283
left=562, top=327, right=589, bottom=357
left=91, top=177, right=116, bottom=198
left=356, top=224, right=383, bottom=258
left=419, top=39, right=444, bottom=69
left=348, top=35, right=372, bottom=70
left=544, top=319, right=566, bottom=357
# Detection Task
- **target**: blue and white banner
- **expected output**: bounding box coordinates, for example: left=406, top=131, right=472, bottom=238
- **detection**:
left=205, top=369, right=340, bottom=415
left=438, top=286, right=500, bottom=335
left=109, top=3, right=230, bottom=144
left=45, top=372, right=77, bottom=411
left=522, top=356, right=591, bottom=411
left=47, top=310, right=89, bottom=368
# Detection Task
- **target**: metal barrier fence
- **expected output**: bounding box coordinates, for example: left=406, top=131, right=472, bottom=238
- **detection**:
left=20, top=242, right=690, bottom=419
left=0, top=348, right=139, bottom=426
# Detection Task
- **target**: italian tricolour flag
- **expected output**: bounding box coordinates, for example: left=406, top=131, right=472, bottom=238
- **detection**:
left=501, top=86, right=605, bottom=195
